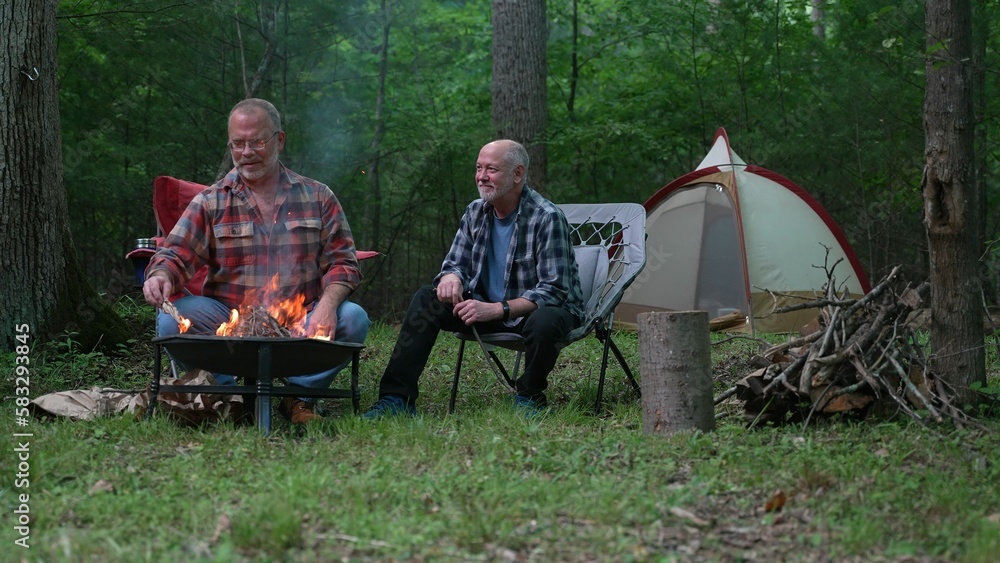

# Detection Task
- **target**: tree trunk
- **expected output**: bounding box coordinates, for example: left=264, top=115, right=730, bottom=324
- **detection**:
left=811, top=0, right=827, bottom=39
left=1, top=0, right=128, bottom=353
left=362, top=0, right=391, bottom=309
left=491, top=0, right=547, bottom=191
left=216, top=1, right=280, bottom=180
left=922, top=0, right=985, bottom=404
left=566, top=0, right=579, bottom=120
left=638, top=312, right=715, bottom=435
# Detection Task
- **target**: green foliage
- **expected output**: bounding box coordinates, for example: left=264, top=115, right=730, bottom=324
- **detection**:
left=54, top=0, right=1000, bottom=320
left=31, top=333, right=115, bottom=391
left=0, top=294, right=155, bottom=398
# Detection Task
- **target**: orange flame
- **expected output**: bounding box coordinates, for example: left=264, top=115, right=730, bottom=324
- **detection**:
left=179, top=318, right=192, bottom=333
left=215, top=309, right=240, bottom=336
left=311, top=325, right=332, bottom=341
left=267, top=293, right=308, bottom=334
left=213, top=274, right=331, bottom=339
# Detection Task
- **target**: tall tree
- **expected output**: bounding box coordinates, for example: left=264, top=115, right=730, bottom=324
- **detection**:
left=811, top=0, right=827, bottom=39
left=215, top=0, right=281, bottom=180
left=922, top=0, right=985, bottom=403
left=0, top=0, right=128, bottom=352
left=491, top=0, right=548, bottom=190
left=360, top=0, right=393, bottom=310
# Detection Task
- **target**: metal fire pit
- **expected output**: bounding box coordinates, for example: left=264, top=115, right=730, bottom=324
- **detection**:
left=150, top=334, right=364, bottom=434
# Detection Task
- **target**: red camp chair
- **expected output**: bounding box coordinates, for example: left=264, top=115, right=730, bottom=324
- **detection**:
left=129, top=175, right=377, bottom=433
left=126, top=176, right=210, bottom=296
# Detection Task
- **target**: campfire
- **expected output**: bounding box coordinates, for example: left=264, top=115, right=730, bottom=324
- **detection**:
left=160, top=274, right=331, bottom=340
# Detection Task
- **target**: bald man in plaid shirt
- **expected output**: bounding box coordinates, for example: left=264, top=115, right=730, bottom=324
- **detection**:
left=364, top=140, right=584, bottom=419
left=143, top=98, right=370, bottom=424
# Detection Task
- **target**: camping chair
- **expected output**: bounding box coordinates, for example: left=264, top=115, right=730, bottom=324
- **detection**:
left=126, top=176, right=208, bottom=300
left=448, top=202, right=647, bottom=413
left=126, top=176, right=211, bottom=382
left=127, top=175, right=376, bottom=433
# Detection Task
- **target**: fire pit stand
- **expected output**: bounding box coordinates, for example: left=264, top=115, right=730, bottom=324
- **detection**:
left=148, top=334, right=364, bottom=434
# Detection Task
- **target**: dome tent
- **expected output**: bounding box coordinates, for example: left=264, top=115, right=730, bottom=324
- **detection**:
left=616, top=128, right=871, bottom=333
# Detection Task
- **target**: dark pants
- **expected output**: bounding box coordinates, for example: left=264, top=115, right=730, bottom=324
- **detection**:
left=379, top=285, right=579, bottom=404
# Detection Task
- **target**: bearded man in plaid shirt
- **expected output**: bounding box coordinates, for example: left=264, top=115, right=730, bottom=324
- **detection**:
left=363, top=140, right=584, bottom=419
left=143, top=98, right=370, bottom=424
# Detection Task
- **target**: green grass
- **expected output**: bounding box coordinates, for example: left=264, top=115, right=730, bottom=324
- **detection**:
left=1, top=299, right=999, bottom=561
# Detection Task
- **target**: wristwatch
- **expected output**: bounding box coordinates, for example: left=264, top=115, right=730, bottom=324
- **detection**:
left=501, top=300, right=510, bottom=322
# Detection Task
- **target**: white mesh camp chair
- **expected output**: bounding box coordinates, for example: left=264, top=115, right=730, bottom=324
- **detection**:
left=449, top=202, right=647, bottom=413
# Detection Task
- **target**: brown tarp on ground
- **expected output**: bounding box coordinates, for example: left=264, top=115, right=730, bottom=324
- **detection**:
left=30, top=369, right=243, bottom=425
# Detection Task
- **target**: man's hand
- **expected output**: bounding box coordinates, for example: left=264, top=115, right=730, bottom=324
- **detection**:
left=308, top=282, right=351, bottom=339
left=452, top=299, right=504, bottom=326
left=436, top=273, right=465, bottom=305
left=307, top=298, right=338, bottom=339
left=142, top=272, right=173, bottom=307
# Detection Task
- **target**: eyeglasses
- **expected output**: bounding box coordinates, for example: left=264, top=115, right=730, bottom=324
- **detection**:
left=228, top=131, right=280, bottom=153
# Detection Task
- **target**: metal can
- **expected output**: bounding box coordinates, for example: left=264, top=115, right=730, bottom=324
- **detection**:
left=131, top=238, right=156, bottom=287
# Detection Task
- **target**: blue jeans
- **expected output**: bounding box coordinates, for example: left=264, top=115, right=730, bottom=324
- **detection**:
left=157, top=296, right=370, bottom=402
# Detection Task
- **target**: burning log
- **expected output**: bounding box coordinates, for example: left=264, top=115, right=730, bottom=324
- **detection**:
left=161, top=275, right=326, bottom=339
left=716, top=258, right=984, bottom=429
left=216, top=306, right=292, bottom=337
left=162, top=299, right=288, bottom=337
left=208, top=274, right=330, bottom=339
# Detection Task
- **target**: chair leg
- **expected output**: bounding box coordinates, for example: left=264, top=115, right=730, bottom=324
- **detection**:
left=485, top=350, right=518, bottom=390
left=511, top=351, right=523, bottom=387
left=608, top=337, right=641, bottom=396
left=450, top=339, right=467, bottom=414
left=594, top=330, right=614, bottom=413
left=593, top=328, right=641, bottom=413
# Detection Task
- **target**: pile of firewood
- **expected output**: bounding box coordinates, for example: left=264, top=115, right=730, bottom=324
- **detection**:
left=224, top=306, right=292, bottom=337
left=716, top=263, right=980, bottom=428
left=162, top=300, right=293, bottom=337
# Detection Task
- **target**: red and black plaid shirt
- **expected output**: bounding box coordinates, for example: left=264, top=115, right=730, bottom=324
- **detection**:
left=147, top=165, right=361, bottom=309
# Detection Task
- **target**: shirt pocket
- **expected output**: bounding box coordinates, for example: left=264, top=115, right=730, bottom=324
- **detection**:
left=285, top=218, right=323, bottom=256
left=212, top=222, right=256, bottom=266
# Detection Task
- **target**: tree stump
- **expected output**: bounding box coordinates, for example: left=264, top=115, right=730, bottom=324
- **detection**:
left=638, top=311, right=715, bottom=435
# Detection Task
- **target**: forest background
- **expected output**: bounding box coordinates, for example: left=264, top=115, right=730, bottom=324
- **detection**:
left=56, top=0, right=999, bottom=322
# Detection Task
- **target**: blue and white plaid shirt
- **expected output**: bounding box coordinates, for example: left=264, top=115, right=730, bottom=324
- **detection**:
left=435, top=187, right=584, bottom=323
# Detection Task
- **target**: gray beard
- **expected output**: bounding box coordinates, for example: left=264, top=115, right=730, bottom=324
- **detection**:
left=478, top=183, right=512, bottom=203
left=233, top=152, right=278, bottom=181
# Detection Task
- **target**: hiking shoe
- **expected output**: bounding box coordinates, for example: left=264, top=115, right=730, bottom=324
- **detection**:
left=362, top=395, right=415, bottom=419
left=513, top=394, right=547, bottom=417
left=280, top=398, right=322, bottom=425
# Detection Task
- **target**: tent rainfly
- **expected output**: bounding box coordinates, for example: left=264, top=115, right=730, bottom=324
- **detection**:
left=616, top=127, right=871, bottom=333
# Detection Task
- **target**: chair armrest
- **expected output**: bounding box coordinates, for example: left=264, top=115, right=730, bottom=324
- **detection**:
left=125, top=235, right=166, bottom=260
left=125, top=248, right=155, bottom=260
